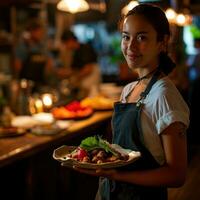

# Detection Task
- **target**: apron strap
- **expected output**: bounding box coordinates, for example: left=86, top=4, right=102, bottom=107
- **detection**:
left=136, top=69, right=161, bottom=107
left=142, top=69, right=161, bottom=97
left=134, top=69, right=162, bottom=163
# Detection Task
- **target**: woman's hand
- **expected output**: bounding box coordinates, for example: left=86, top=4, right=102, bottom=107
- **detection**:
left=72, top=165, right=117, bottom=180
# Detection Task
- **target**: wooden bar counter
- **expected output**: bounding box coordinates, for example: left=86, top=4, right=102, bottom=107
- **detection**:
left=0, top=111, right=113, bottom=200
left=0, top=111, right=112, bottom=168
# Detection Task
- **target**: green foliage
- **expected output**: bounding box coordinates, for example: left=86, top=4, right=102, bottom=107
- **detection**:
left=80, top=136, right=100, bottom=151
left=80, top=135, right=118, bottom=156
left=189, top=25, right=200, bottom=39
left=109, top=36, right=125, bottom=64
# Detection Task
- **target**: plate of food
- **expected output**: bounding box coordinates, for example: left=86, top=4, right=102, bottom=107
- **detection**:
left=53, top=136, right=141, bottom=169
left=51, top=101, right=93, bottom=120
left=30, top=123, right=63, bottom=135
left=80, top=96, right=114, bottom=111
left=0, top=127, right=26, bottom=138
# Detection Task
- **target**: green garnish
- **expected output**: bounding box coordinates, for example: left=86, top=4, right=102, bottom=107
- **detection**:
left=80, top=135, right=119, bottom=157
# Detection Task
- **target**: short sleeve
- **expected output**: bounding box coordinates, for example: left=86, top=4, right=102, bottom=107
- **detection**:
left=152, top=82, right=190, bottom=134
left=156, top=110, right=189, bottom=134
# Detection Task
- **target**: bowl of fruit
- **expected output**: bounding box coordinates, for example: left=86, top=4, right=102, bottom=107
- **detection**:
left=51, top=101, right=93, bottom=120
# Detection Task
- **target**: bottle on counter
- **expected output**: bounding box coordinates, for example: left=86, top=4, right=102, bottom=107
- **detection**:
left=0, top=106, right=15, bottom=127
left=15, top=79, right=33, bottom=115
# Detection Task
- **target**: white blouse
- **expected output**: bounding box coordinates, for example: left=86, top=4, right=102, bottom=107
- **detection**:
left=120, top=76, right=190, bottom=165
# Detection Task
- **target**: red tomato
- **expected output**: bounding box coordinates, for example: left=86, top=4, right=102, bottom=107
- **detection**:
left=65, top=101, right=81, bottom=111
left=77, top=147, right=88, bottom=160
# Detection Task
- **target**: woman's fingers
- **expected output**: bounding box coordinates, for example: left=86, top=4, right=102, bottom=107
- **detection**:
left=72, top=165, right=117, bottom=179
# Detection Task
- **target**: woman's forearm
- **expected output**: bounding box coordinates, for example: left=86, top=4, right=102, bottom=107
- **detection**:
left=113, top=164, right=186, bottom=187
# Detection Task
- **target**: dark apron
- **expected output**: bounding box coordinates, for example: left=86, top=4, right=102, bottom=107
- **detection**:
left=98, top=70, right=167, bottom=200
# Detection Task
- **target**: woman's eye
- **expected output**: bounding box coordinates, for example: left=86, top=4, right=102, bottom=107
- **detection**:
left=122, top=34, right=129, bottom=41
left=137, top=35, right=146, bottom=42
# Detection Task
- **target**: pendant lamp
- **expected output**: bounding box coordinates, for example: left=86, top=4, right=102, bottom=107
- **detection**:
left=57, top=0, right=89, bottom=14
left=121, top=1, right=139, bottom=15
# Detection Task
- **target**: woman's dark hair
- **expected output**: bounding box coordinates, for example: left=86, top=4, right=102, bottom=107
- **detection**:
left=119, top=3, right=176, bottom=75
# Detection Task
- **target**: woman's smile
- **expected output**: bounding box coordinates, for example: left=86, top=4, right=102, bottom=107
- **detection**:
left=127, top=53, right=142, bottom=61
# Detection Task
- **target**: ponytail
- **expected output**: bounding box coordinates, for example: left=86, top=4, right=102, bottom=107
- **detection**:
left=159, top=52, right=176, bottom=75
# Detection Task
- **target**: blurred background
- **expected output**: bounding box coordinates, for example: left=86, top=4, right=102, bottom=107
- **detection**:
left=0, top=0, right=198, bottom=82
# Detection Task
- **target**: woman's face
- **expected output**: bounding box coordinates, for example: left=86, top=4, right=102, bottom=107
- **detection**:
left=121, top=14, right=163, bottom=71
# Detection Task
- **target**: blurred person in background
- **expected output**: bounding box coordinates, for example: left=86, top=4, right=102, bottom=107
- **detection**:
left=14, top=20, right=54, bottom=92
left=56, top=29, right=102, bottom=98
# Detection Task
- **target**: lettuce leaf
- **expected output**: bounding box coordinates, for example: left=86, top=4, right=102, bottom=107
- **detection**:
left=80, top=136, right=100, bottom=151
left=80, top=135, right=119, bottom=157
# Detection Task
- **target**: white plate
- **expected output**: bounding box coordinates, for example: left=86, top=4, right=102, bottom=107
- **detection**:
left=11, top=116, right=38, bottom=129
left=32, top=112, right=54, bottom=124
left=31, top=125, right=62, bottom=135
left=11, top=114, right=54, bottom=129
left=53, top=145, right=141, bottom=169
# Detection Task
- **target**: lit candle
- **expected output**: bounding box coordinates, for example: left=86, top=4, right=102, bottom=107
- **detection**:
left=42, top=93, right=53, bottom=110
left=29, top=97, right=37, bottom=114
left=35, top=99, right=43, bottom=113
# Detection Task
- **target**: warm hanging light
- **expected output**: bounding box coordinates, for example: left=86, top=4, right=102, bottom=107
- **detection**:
left=176, top=14, right=187, bottom=26
left=90, top=0, right=106, bottom=13
left=165, top=8, right=177, bottom=24
left=165, top=7, right=192, bottom=26
left=176, top=13, right=192, bottom=26
left=57, top=0, right=89, bottom=14
left=121, top=1, right=139, bottom=15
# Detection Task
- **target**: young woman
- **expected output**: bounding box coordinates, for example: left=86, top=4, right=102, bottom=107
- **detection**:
left=73, top=4, right=190, bottom=200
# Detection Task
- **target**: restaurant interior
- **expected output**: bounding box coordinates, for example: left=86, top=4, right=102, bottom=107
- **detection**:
left=0, top=0, right=200, bottom=200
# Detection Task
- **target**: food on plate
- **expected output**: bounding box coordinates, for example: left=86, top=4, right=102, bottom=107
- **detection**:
left=66, top=136, right=129, bottom=164
left=53, top=137, right=141, bottom=169
left=51, top=101, right=93, bottom=119
left=80, top=95, right=114, bottom=110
